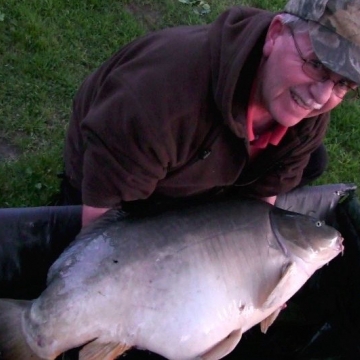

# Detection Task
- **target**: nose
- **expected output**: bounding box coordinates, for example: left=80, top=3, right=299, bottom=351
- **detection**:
left=309, top=79, right=335, bottom=104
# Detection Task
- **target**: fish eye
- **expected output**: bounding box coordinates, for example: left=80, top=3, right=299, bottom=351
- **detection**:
left=315, top=221, right=322, bottom=227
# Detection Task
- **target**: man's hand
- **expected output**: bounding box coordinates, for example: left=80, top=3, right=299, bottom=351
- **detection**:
left=261, top=196, right=277, bottom=205
left=82, top=205, right=111, bottom=227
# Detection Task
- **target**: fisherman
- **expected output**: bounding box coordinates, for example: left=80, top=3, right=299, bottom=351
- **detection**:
left=60, top=0, right=360, bottom=227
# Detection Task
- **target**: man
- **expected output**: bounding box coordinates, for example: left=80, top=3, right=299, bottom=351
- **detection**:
left=61, top=0, right=360, bottom=226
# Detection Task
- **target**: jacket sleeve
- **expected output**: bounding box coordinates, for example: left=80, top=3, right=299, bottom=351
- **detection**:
left=80, top=74, right=172, bottom=208
left=242, top=113, right=330, bottom=197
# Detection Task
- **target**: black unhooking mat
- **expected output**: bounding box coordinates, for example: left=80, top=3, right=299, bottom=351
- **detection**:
left=0, top=183, right=359, bottom=359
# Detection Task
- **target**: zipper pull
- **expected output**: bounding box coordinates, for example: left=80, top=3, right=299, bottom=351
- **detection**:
left=198, top=149, right=211, bottom=160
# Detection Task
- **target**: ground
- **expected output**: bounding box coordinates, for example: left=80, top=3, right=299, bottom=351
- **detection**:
left=0, top=0, right=162, bottom=164
left=0, top=136, right=20, bottom=161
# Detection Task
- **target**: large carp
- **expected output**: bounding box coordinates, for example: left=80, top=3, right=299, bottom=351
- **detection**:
left=0, top=198, right=343, bottom=360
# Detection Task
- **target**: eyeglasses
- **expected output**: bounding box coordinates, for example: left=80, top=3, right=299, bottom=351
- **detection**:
left=289, top=27, right=359, bottom=100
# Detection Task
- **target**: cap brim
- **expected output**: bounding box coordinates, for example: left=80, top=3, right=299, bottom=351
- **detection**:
left=309, top=21, right=360, bottom=84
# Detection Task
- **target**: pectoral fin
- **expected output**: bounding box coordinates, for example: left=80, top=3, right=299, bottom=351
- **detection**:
left=260, top=307, right=282, bottom=334
left=79, top=340, right=131, bottom=360
left=262, top=262, right=296, bottom=309
left=195, top=328, right=242, bottom=360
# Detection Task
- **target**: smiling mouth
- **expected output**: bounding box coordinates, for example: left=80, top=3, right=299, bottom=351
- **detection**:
left=290, top=90, right=312, bottom=110
left=290, top=90, right=322, bottom=111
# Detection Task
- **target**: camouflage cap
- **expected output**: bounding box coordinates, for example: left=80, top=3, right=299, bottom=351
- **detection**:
left=284, top=0, right=360, bottom=84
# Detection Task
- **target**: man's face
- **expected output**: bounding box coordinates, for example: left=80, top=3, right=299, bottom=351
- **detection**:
left=258, top=17, right=344, bottom=127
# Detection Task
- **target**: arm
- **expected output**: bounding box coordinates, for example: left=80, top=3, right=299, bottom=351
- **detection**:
left=246, top=115, right=330, bottom=200
left=79, top=79, right=169, bottom=217
left=82, top=205, right=111, bottom=227
left=262, top=196, right=277, bottom=205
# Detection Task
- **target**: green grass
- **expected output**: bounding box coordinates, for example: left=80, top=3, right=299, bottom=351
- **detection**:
left=0, top=0, right=359, bottom=207
left=0, top=0, right=145, bottom=206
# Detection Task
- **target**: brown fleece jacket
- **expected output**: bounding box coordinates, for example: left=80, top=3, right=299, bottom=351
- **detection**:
left=64, top=6, right=329, bottom=208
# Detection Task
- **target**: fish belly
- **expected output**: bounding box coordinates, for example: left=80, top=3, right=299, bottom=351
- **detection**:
left=24, top=199, right=293, bottom=358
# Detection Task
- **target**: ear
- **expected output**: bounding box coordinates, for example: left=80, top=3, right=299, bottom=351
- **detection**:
left=263, top=15, right=287, bottom=57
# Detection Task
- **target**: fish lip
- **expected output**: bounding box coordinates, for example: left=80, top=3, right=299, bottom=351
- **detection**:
left=337, top=235, right=345, bottom=255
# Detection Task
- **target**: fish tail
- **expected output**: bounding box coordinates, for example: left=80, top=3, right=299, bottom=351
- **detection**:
left=0, top=299, right=43, bottom=360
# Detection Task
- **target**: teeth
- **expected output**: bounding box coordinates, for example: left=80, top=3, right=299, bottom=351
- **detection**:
left=291, top=91, right=322, bottom=111
left=291, top=92, right=303, bottom=106
left=292, top=92, right=310, bottom=109
left=313, top=102, right=322, bottom=110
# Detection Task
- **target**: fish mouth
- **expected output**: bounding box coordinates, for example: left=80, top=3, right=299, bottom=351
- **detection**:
left=334, top=234, right=345, bottom=256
